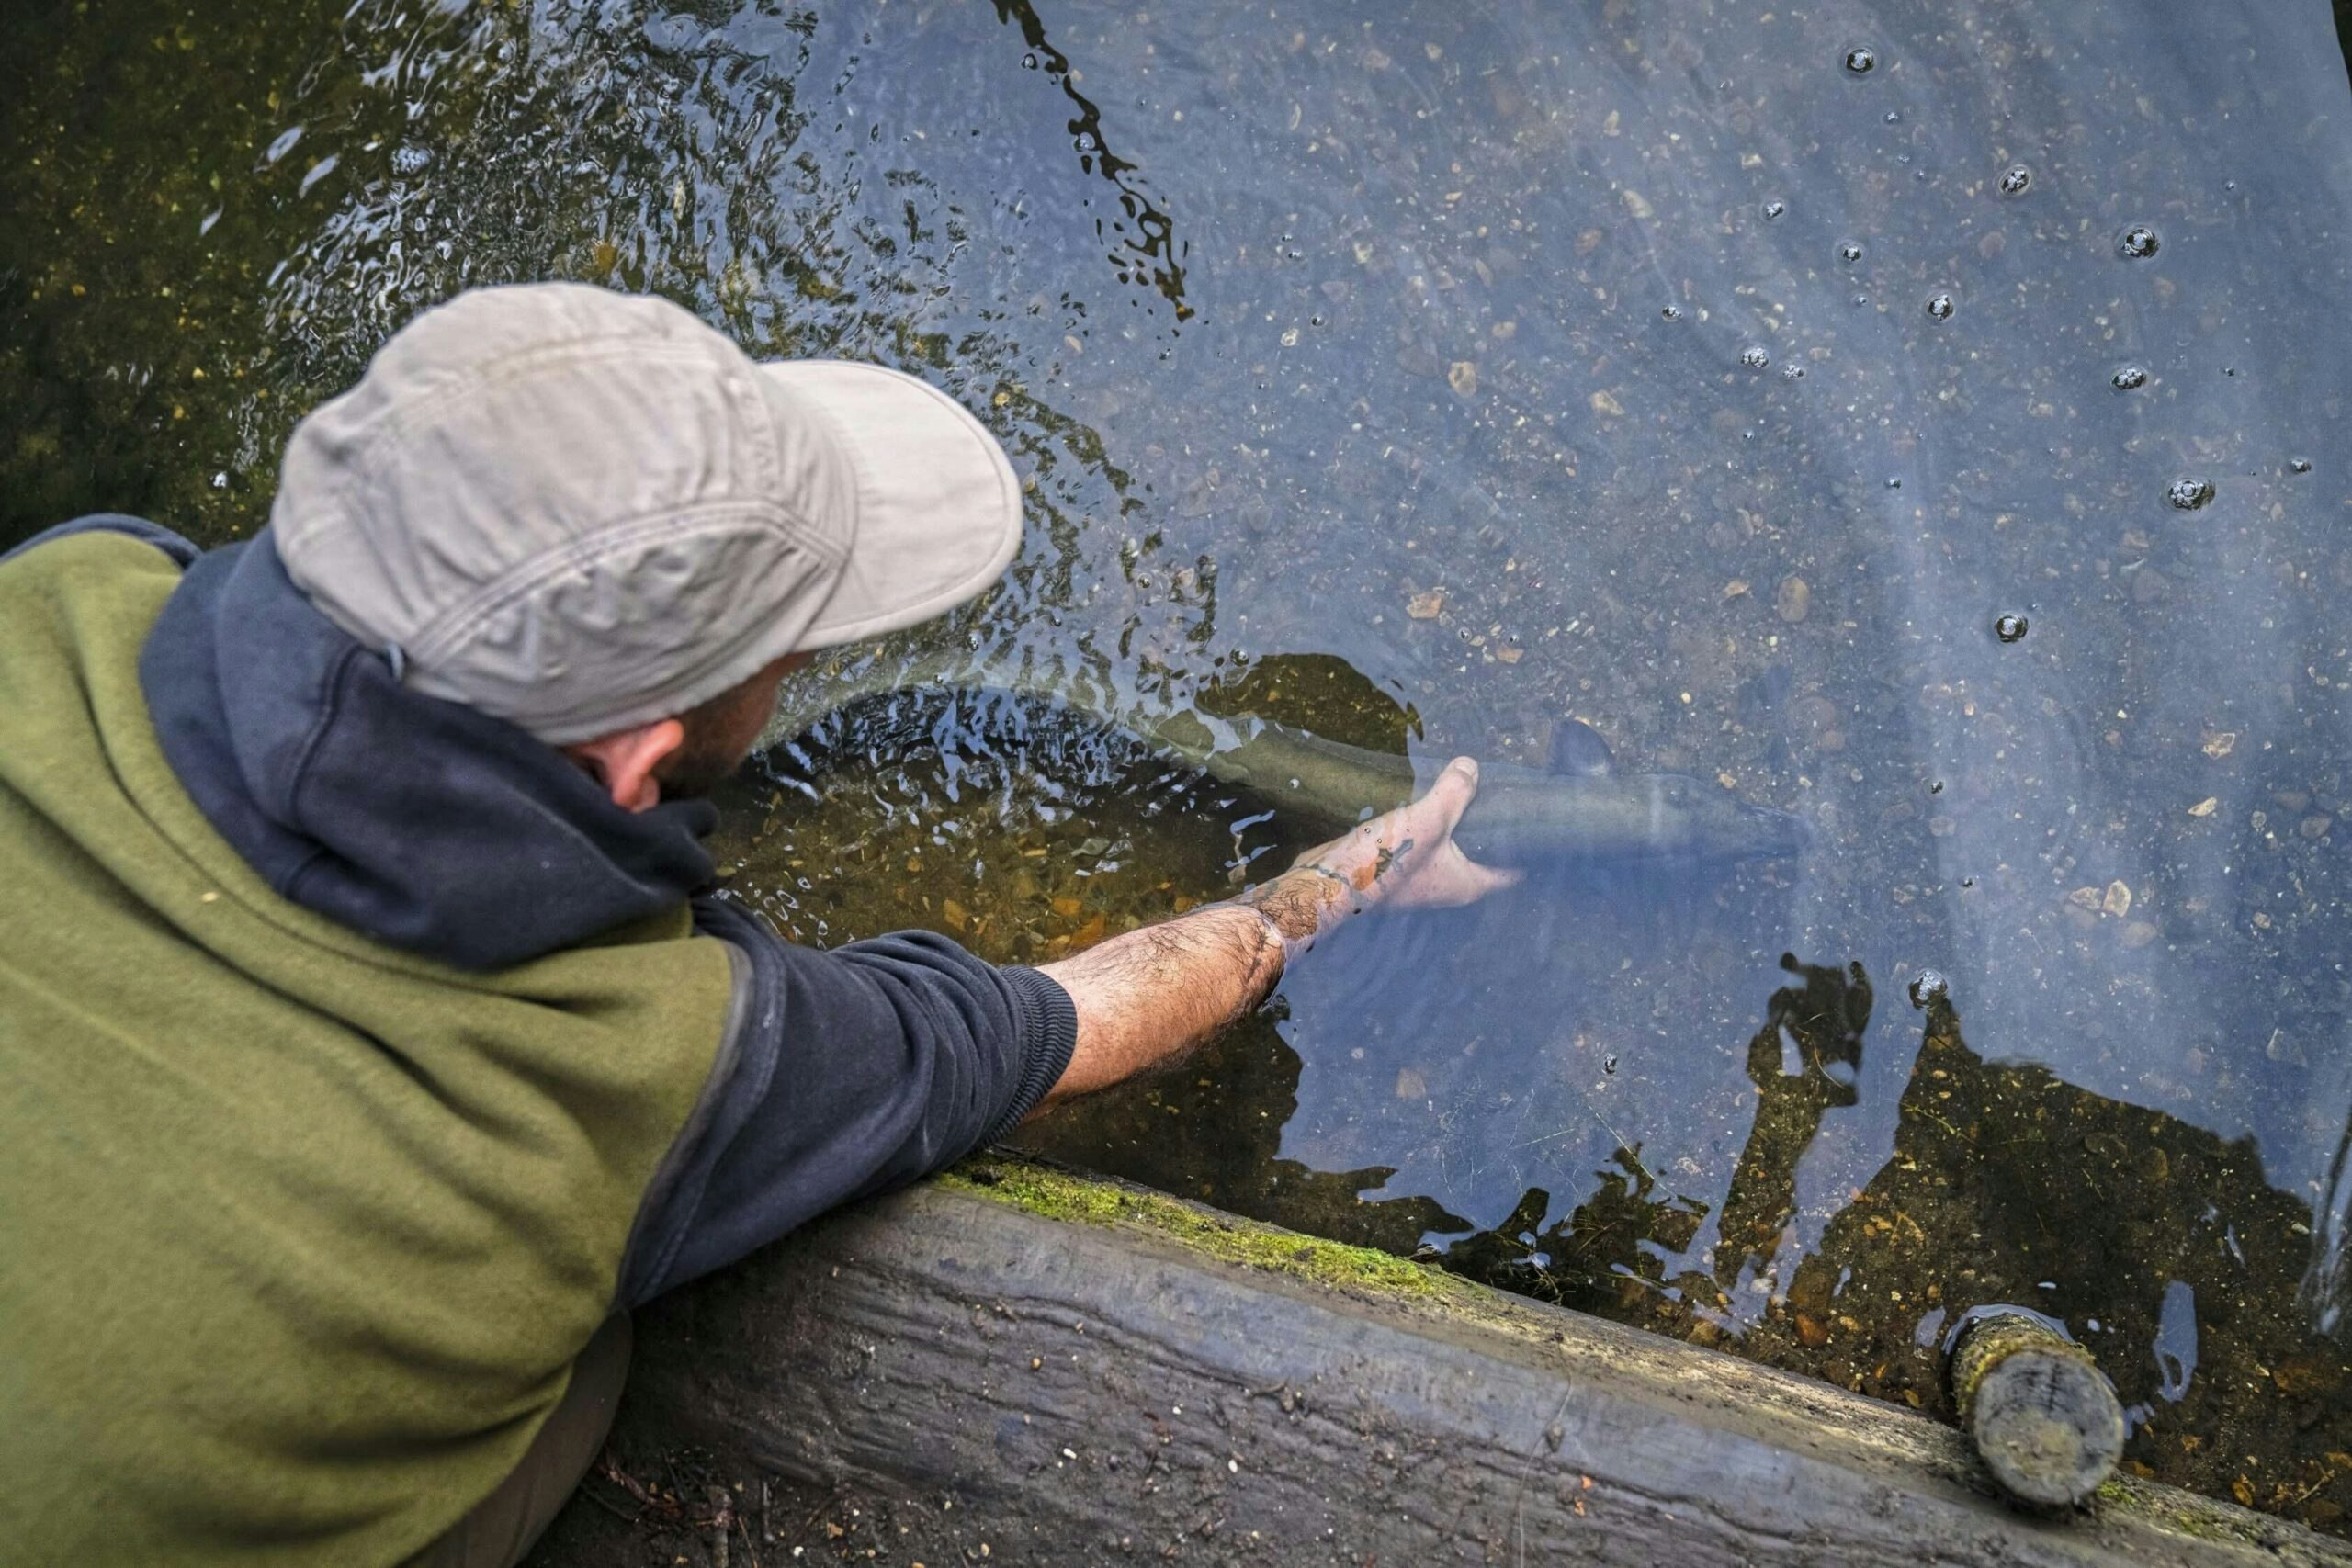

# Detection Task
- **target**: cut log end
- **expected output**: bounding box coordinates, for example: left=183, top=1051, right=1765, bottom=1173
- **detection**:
left=1951, top=1311, right=2127, bottom=1508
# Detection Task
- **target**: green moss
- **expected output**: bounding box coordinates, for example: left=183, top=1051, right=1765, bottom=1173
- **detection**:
left=943, top=1156, right=1480, bottom=1305
left=2092, top=1476, right=2283, bottom=1548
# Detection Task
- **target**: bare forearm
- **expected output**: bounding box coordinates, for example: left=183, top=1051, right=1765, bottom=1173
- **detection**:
left=1035, top=865, right=1354, bottom=1103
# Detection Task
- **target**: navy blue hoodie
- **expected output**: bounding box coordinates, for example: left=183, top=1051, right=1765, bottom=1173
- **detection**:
left=6, top=516, right=1076, bottom=1304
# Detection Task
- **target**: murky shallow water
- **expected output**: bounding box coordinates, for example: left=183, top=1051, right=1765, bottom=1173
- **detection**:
left=7, top=0, right=2352, bottom=1531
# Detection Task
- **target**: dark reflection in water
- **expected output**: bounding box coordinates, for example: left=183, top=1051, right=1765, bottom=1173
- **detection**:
left=7, top=0, right=2352, bottom=1534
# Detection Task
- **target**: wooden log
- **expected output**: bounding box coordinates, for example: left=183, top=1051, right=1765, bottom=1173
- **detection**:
left=534, top=1156, right=2352, bottom=1566
left=1948, top=1309, right=2128, bottom=1508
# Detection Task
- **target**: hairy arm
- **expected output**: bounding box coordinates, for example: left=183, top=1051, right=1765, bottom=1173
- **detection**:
left=1034, top=757, right=1514, bottom=1106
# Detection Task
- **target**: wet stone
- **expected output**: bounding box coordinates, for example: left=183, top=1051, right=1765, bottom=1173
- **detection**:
left=1775, top=575, right=1812, bottom=622
left=2166, top=478, right=2215, bottom=511
left=2117, top=224, right=2160, bottom=258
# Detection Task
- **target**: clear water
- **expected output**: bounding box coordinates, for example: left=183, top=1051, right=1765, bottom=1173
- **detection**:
left=6, top=0, right=2351, bottom=1531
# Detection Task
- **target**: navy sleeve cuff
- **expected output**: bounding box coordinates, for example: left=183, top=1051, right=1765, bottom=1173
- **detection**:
left=985, top=965, right=1078, bottom=1144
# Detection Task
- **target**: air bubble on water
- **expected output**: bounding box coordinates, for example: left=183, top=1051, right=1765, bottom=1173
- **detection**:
left=2110, top=366, right=2148, bottom=390
left=390, top=145, right=433, bottom=176
left=1781, top=364, right=1805, bottom=379
left=1926, top=292, right=1955, bottom=320
left=210, top=472, right=229, bottom=490
left=1839, top=241, right=1865, bottom=263
left=1928, top=779, right=1946, bottom=795
left=2167, top=477, right=2214, bottom=510
left=1603, top=1055, right=1619, bottom=1075
left=1021, top=51, right=1040, bottom=68
left=2118, top=224, right=2160, bottom=258
left=1075, top=130, right=1098, bottom=153
left=1996, top=613, right=2029, bottom=643
left=2290, top=457, right=2312, bottom=474
left=1661, top=304, right=1684, bottom=321
left=1885, top=476, right=1903, bottom=489
left=1740, top=345, right=1770, bottom=369
left=1998, top=164, right=2031, bottom=195
left=1884, top=110, right=1901, bottom=124
left=1845, top=45, right=1877, bottom=73
left=1909, top=970, right=1950, bottom=1008
left=1763, top=199, right=1786, bottom=220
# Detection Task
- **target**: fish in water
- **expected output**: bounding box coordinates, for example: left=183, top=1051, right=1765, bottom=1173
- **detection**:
left=763, top=655, right=1805, bottom=869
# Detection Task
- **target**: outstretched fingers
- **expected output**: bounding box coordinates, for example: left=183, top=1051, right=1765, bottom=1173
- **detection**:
left=1395, top=756, right=1521, bottom=907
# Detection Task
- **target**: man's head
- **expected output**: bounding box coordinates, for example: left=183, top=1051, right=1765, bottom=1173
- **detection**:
left=562, top=649, right=810, bottom=812
left=267, top=283, right=1022, bottom=808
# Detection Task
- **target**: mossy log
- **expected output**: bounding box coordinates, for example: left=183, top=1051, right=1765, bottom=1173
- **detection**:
left=532, top=1156, right=2350, bottom=1567
left=1949, top=1310, right=2128, bottom=1508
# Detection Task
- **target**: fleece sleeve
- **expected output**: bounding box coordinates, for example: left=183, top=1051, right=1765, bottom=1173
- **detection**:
left=1, top=513, right=200, bottom=570
left=616, top=894, right=1078, bottom=1306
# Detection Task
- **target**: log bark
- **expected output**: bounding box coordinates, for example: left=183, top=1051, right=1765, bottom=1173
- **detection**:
left=533, top=1157, right=2350, bottom=1566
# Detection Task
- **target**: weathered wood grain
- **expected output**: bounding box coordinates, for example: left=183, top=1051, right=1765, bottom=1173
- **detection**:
left=534, top=1159, right=2350, bottom=1566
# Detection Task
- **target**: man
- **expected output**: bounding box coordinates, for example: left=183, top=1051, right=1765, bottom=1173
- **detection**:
left=0, top=283, right=1510, bottom=1565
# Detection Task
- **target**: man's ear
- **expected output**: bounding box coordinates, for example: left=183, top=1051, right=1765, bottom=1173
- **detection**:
left=562, top=719, right=688, bottom=813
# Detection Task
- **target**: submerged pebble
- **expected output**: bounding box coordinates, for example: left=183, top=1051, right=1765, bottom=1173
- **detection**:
left=2110, top=366, right=2148, bottom=390
left=2118, top=224, right=2160, bottom=258
left=1996, top=613, right=2029, bottom=643
left=1845, top=45, right=1877, bottom=73
left=1740, top=344, right=1770, bottom=369
left=1998, top=164, right=2031, bottom=195
left=2166, top=478, right=2214, bottom=510
left=1926, top=292, right=1954, bottom=320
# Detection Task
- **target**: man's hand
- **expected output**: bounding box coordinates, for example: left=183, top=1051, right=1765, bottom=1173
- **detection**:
left=1033, top=754, right=1520, bottom=1107
left=1242, top=756, right=1521, bottom=947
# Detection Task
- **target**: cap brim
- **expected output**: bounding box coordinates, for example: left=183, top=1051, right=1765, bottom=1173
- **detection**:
left=757, top=360, right=1022, bottom=648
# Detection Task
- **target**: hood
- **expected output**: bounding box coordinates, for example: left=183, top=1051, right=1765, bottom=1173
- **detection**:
left=140, top=530, right=719, bottom=970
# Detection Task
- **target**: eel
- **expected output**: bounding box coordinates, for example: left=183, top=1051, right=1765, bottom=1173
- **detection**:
left=762, top=652, right=1807, bottom=868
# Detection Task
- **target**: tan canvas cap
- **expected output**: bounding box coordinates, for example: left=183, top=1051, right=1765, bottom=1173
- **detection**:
left=271, top=282, right=1022, bottom=745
